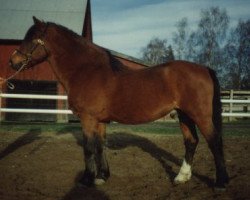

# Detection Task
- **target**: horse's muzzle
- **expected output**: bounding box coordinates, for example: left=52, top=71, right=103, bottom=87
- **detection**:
left=9, top=58, right=28, bottom=71
left=9, top=59, right=20, bottom=71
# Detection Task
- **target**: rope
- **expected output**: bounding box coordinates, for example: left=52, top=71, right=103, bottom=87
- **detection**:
left=0, top=63, right=27, bottom=90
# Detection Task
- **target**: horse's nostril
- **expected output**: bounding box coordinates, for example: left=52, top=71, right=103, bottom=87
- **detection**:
left=9, top=60, right=20, bottom=71
left=9, top=60, right=13, bottom=67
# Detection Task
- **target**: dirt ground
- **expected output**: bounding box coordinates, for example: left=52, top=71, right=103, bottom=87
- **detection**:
left=0, top=129, right=249, bottom=200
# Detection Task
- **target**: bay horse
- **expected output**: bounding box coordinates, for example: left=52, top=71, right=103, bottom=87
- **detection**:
left=9, top=17, right=229, bottom=189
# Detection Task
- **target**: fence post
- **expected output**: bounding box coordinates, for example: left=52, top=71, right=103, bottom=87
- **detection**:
left=245, top=96, right=249, bottom=116
left=0, top=84, right=2, bottom=123
left=56, top=84, right=68, bottom=123
left=229, top=90, right=234, bottom=121
left=0, top=92, right=2, bottom=123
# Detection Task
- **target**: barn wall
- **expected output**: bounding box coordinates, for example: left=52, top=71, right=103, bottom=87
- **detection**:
left=0, top=44, right=17, bottom=79
left=0, top=44, right=65, bottom=122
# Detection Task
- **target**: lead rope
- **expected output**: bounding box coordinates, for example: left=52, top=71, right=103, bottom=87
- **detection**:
left=0, top=62, right=28, bottom=90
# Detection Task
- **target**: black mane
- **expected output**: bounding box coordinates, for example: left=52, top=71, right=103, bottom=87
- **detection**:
left=47, top=22, right=80, bottom=39
left=24, top=21, right=80, bottom=41
left=105, top=50, right=128, bottom=72
left=24, top=25, right=38, bottom=41
left=25, top=21, right=128, bottom=73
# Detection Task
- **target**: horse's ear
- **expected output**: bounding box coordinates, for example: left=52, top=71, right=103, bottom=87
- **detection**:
left=33, top=16, right=43, bottom=26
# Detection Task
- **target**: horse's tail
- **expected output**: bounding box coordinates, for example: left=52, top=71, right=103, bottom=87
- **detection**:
left=208, top=68, right=222, bottom=134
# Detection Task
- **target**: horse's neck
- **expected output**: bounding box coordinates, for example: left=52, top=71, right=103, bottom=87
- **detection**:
left=45, top=34, right=78, bottom=90
left=46, top=34, right=120, bottom=91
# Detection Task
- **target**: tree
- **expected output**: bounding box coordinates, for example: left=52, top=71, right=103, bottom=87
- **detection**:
left=173, top=17, right=189, bottom=60
left=170, top=6, right=250, bottom=89
left=223, top=20, right=250, bottom=89
left=166, top=45, right=175, bottom=62
left=186, top=31, right=200, bottom=62
left=171, top=7, right=229, bottom=74
left=196, top=7, right=229, bottom=70
left=140, top=37, right=175, bottom=65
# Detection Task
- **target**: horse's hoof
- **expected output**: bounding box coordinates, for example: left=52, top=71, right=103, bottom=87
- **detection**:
left=78, top=179, right=93, bottom=187
left=77, top=181, right=87, bottom=188
left=214, top=186, right=227, bottom=192
left=174, top=179, right=187, bottom=185
left=78, top=172, right=95, bottom=187
left=214, top=181, right=227, bottom=192
left=94, top=178, right=106, bottom=186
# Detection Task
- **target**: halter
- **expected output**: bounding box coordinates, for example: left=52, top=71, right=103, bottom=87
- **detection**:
left=12, top=23, right=49, bottom=70
left=12, top=38, right=48, bottom=70
left=2, top=23, right=49, bottom=89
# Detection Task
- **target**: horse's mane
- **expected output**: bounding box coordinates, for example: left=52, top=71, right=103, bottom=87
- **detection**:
left=26, top=21, right=129, bottom=73
left=48, top=22, right=80, bottom=39
left=48, top=22, right=129, bottom=72
left=24, top=21, right=79, bottom=41
left=105, top=50, right=129, bottom=72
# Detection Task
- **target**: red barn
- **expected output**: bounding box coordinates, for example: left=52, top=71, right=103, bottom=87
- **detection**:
left=0, top=0, right=149, bottom=122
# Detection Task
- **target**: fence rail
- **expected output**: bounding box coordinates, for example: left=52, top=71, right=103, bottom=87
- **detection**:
left=0, top=108, right=72, bottom=114
left=0, top=93, right=67, bottom=100
left=0, top=92, right=250, bottom=118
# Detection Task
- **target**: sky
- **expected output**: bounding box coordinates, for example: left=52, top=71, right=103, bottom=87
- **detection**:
left=91, top=0, right=250, bottom=58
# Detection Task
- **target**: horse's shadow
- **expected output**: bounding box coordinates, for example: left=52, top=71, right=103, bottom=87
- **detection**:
left=62, top=171, right=110, bottom=200
left=106, top=132, right=214, bottom=187
left=57, top=129, right=214, bottom=188
left=0, top=128, right=42, bottom=160
left=106, top=132, right=181, bottom=181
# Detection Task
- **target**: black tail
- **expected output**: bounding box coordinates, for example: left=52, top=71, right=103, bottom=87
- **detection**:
left=208, top=68, right=230, bottom=187
left=208, top=68, right=222, bottom=134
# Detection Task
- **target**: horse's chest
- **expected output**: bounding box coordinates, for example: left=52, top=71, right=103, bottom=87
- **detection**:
left=68, top=90, right=109, bottom=118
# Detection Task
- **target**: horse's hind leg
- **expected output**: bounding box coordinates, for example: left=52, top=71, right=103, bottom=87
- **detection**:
left=196, top=118, right=229, bottom=189
left=174, top=110, right=199, bottom=184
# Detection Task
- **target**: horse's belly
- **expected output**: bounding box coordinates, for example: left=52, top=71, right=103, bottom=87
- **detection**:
left=110, top=104, right=173, bottom=125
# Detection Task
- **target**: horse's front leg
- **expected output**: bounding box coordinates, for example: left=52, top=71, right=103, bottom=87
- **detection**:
left=79, top=114, right=109, bottom=186
left=95, top=123, right=110, bottom=185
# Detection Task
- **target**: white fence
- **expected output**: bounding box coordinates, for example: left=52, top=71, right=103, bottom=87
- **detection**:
left=0, top=93, right=250, bottom=118
left=0, top=93, right=72, bottom=115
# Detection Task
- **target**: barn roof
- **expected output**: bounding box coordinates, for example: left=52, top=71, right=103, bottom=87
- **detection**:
left=0, top=0, right=87, bottom=40
left=110, top=49, right=151, bottom=67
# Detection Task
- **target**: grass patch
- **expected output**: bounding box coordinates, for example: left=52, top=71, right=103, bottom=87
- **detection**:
left=0, top=121, right=81, bottom=133
left=107, top=122, right=180, bottom=135
left=0, top=121, right=180, bottom=135
left=0, top=121, right=249, bottom=136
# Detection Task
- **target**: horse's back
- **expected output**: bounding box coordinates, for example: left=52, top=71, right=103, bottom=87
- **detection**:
left=69, top=59, right=215, bottom=124
left=108, top=60, right=213, bottom=124
left=162, top=60, right=211, bottom=80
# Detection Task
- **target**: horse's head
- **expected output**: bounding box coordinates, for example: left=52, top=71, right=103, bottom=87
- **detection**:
left=9, top=16, right=49, bottom=71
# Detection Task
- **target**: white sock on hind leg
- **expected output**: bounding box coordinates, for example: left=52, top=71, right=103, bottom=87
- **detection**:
left=174, top=159, right=192, bottom=184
